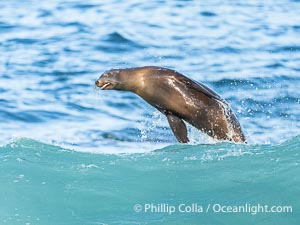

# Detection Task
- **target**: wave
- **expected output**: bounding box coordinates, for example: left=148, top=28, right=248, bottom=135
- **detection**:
left=210, top=75, right=300, bottom=88
left=1, top=136, right=299, bottom=224
left=199, top=11, right=217, bottom=17
left=93, top=32, right=145, bottom=53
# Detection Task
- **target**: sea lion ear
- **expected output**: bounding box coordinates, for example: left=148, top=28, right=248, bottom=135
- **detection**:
left=166, top=114, right=189, bottom=143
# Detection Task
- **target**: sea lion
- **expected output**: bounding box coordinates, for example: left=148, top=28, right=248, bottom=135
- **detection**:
left=95, top=66, right=246, bottom=143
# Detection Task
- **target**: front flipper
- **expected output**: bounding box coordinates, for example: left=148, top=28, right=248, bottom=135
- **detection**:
left=166, top=114, right=189, bottom=143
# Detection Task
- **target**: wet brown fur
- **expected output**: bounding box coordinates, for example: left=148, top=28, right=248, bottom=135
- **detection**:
left=95, top=66, right=246, bottom=143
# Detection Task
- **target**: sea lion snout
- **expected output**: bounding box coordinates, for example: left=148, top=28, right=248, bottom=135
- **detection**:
left=95, top=80, right=100, bottom=86
left=95, top=70, right=122, bottom=90
left=95, top=77, right=111, bottom=90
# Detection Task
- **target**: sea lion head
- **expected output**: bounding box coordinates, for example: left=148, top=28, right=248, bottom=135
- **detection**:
left=95, top=69, right=124, bottom=90
left=95, top=67, right=146, bottom=92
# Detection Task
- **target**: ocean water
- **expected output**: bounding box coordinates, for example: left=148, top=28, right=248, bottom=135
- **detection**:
left=0, top=0, right=299, bottom=224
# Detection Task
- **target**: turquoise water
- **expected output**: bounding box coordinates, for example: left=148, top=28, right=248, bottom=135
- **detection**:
left=1, top=137, right=300, bottom=224
left=1, top=0, right=300, bottom=224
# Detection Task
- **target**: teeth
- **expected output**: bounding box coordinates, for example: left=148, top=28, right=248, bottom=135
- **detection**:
left=101, top=83, right=110, bottom=90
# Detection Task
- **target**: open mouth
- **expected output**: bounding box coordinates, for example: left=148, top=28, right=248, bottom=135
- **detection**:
left=100, top=82, right=111, bottom=90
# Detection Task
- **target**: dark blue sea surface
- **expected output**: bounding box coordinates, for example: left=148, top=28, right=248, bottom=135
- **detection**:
left=0, top=0, right=299, bottom=224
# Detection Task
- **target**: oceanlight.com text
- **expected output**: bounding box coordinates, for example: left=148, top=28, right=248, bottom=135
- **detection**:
left=133, top=203, right=293, bottom=215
